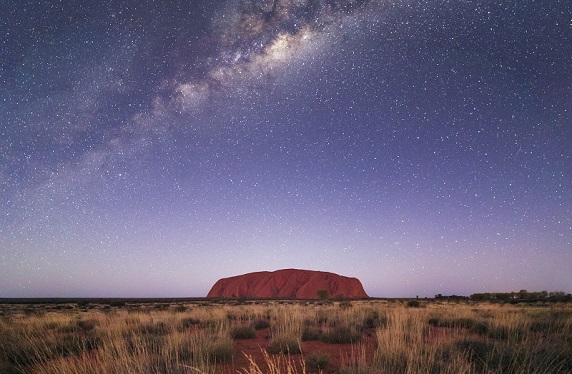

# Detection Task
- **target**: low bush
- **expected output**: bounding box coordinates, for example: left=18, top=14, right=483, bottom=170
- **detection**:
left=76, top=319, right=98, bottom=331
left=455, top=339, right=494, bottom=372
left=321, top=326, right=361, bottom=344
left=306, top=352, right=330, bottom=370
left=230, top=325, right=256, bottom=339
left=139, top=321, right=171, bottom=336
left=407, top=300, right=420, bottom=308
left=174, top=305, right=187, bottom=313
left=252, top=319, right=270, bottom=330
left=266, top=336, right=301, bottom=354
left=362, top=311, right=387, bottom=329
left=428, top=317, right=476, bottom=329
left=302, top=327, right=322, bottom=341
left=470, top=321, right=489, bottom=335
left=180, top=317, right=201, bottom=329
left=339, top=301, right=353, bottom=309
left=210, top=339, right=234, bottom=362
left=56, top=332, right=102, bottom=356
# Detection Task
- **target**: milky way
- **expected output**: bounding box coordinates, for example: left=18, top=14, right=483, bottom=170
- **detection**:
left=162, top=0, right=376, bottom=114
left=1, top=0, right=570, bottom=297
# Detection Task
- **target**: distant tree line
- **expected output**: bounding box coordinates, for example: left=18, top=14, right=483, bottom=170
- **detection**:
left=434, top=294, right=470, bottom=301
left=469, top=290, right=572, bottom=303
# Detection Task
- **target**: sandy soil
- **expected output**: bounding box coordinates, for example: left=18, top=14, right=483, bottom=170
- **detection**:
left=218, top=327, right=377, bottom=373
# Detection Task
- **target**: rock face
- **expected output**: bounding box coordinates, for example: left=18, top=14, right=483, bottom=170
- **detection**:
left=207, top=269, right=368, bottom=299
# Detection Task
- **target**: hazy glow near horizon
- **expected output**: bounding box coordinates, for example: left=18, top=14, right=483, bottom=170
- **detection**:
left=1, top=0, right=570, bottom=298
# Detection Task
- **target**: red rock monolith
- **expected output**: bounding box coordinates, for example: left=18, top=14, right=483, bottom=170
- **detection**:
left=207, top=268, right=368, bottom=299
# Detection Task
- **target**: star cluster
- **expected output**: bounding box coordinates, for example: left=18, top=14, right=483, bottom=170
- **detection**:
left=1, top=0, right=570, bottom=297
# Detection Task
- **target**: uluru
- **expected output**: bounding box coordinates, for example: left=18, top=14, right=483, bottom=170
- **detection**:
left=207, top=269, right=369, bottom=299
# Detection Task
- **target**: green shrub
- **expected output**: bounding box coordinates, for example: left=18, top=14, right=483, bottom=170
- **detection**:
left=204, top=339, right=234, bottom=363
left=306, top=352, right=331, bottom=370
left=56, top=332, right=102, bottom=356
left=317, top=290, right=330, bottom=300
left=57, top=323, right=77, bottom=334
left=267, top=337, right=301, bottom=354
left=470, top=321, right=489, bottom=335
left=211, top=342, right=234, bottom=362
left=530, top=320, right=553, bottom=333
left=321, top=326, right=361, bottom=344
left=252, top=319, right=270, bottom=330
left=302, top=327, right=323, bottom=341
left=180, top=317, right=201, bottom=329
left=407, top=300, right=420, bottom=308
left=174, top=305, right=187, bottom=313
left=529, top=311, right=570, bottom=333
left=454, top=318, right=476, bottom=328
left=230, top=325, right=256, bottom=339
left=76, top=319, right=98, bottom=331
left=139, top=321, right=171, bottom=336
left=339, top=301, right=353, bottom=309
left=455, top=339, right=493, bottom=372
left=226, top=312, right=238, bottom=321
left=199, top=320, right=218, bottom=330
left=362, top=311, right=387, bottom=329
left=316, top=312, right=328, bottom=325
left=429, top=317, right=476, bottom=329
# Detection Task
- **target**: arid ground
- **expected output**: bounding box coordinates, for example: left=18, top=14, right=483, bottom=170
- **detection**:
left=1, top=298, right=571, bottom=373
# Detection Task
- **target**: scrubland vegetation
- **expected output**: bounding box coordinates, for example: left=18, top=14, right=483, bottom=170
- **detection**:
left=1, top=299, right=571, bottom=373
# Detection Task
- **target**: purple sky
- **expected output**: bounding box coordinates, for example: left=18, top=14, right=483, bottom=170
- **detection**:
left=1, top=0, right=570, bottom=298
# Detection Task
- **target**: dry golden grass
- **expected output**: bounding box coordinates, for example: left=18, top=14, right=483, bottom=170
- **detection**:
left=0, top=299, right=570, bottom=373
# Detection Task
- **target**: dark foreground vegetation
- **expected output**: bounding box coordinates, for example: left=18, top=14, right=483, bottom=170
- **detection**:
left=1, top=298, right=570, bottom=373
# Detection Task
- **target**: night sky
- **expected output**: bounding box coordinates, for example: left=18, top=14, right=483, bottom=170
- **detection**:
left=1, top=0, right=570, bottom=298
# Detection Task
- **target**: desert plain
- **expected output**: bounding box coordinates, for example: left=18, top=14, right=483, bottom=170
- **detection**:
left=1, top=297, right=571, bottom=373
